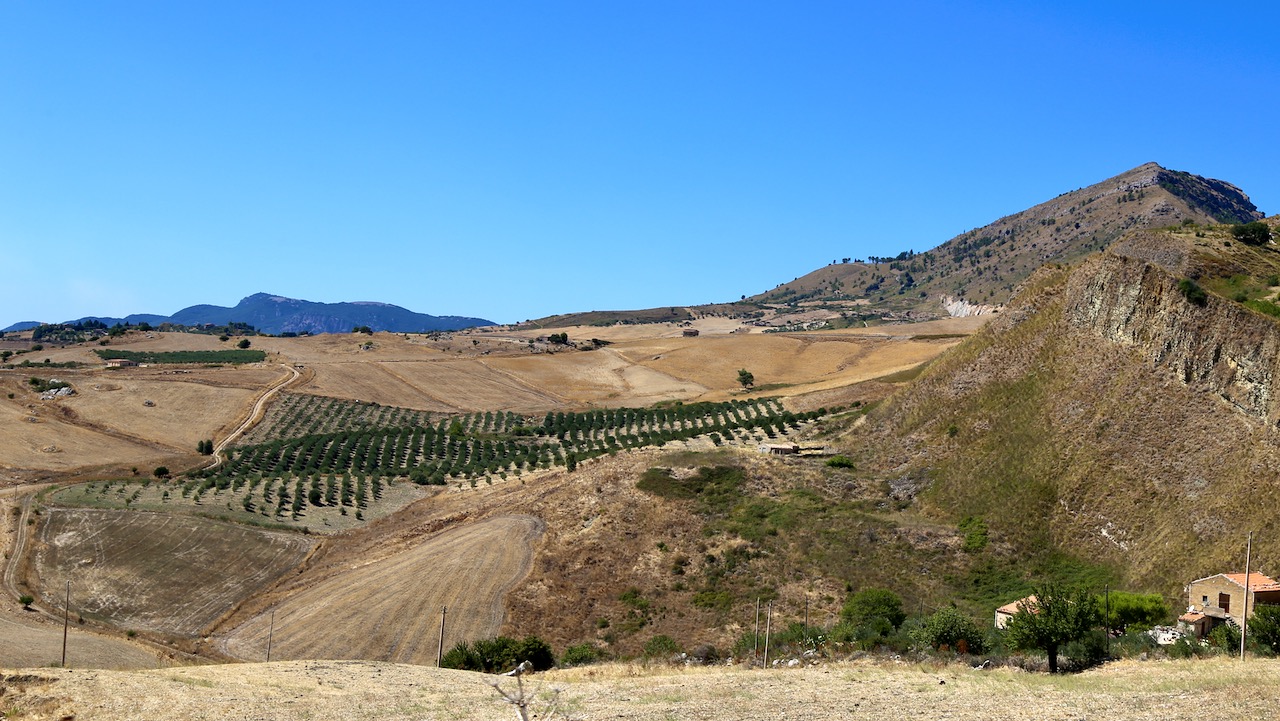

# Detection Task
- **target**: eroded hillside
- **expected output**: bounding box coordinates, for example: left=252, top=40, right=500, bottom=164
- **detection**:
left=852, top=220, right=1280, bottom=601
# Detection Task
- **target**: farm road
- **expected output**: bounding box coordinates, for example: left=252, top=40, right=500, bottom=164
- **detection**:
left=209, top=363, right=301, bottom=467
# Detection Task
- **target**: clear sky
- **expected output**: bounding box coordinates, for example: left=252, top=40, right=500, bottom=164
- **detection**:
left=3, top=1, right=1278, bottom=326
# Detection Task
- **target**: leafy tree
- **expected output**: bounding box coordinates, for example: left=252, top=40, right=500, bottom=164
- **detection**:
left=912, top=606, right=987, bottom=655
left=1004, top=584, right=1100, bottom=672
left=1231, top=221, right=1272, bottom=246
left=841, top=588, right=907, bottom=630
left=1100, top=591, right=1167, bottom=635
left=1248, top=604, right=1280, bottom=654
left=565, top=452, right=577, bottom=472
left=19, top=594, right=34, bottom=609
left=352, top=325, right=373, bottom=335
left=153, top=466, right=171, bottom=479
left=737, top=369, right=755, bottom=388
left=237, top=339, right=252, bottom=349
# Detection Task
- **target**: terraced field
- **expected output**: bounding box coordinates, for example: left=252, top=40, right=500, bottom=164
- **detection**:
left=221, top=515, right=543, bottom=664
left=33, top=509, right=313, bottom=636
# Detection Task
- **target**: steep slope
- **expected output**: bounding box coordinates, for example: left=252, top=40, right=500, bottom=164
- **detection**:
left=751, top=163, right=1262, bottom=320
left=853, top=220, right=1280, bottom=600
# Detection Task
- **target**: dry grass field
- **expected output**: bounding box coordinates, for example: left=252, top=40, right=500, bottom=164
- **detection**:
left=4, top=657, right=1279, bottom=720
left=32, top=509, right=313, bottom=636
left=220, top=515, right=542, bottom=664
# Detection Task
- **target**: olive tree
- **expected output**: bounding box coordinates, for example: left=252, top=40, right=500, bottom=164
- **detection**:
left=1004, top=584, right=1100, bottom=673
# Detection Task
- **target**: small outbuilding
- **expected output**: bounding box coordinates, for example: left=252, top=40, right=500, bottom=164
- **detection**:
left=994, top=595, right=1037, bottom=629
left=757, top=443, right=799, bottom=455
left=682, top=329, right=700, bottom=337
left=104, top=358, right=138, bottom=368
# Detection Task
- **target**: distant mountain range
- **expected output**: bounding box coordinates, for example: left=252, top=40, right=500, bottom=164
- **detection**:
left=3, top=293, right=495, bottom=335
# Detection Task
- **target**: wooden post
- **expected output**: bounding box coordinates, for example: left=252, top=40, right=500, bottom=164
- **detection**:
left=61, top=580, right=70, bottom=668
left=1104, top=585, right=1110, bottom=660
left=753, top=598, right=761, bottom=663
left=1241, top=532, right=1253, bottom=661
left=266, top=609, right=275, bottom=663
left=763, top=601, right=772, bottom=668
left=438, top=606, right=447, bottom=667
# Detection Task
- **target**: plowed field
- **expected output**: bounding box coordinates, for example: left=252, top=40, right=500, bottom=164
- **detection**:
left=221, top=515, right=542, bottom=664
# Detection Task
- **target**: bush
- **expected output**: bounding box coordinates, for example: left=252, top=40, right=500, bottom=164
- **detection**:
left=560, top=643, right=605, bottom=667
left=1249, top=604, right=1280, bottom=654
left=643, top=634, right=680, bottom=658
left=440, top=635, right=555, bottom=673
left=912, top=607, right=987, bottom=655
left=1061, top=628, right=1109, bottom=671
left=1231, top=221, right=1272, bottom=246
left=1208, top=622, right=1240, bottom=653
left=19, top=594, right=34, bottom=609
left=1178, top=278, right=1208, bottom=307
left=825, top=455, right=855, bottom=469
left=841, top=588, right=906, bottom=630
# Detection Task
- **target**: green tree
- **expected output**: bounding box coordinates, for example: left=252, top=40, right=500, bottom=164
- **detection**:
left=841, top=588, right=907, bottom=630
left=237, top=339, right=252, bottom=349
left=153, top=466, right=171, bottom=479
left=19, top=594, right=34, bottom=609
left=737, top=369, right=755, bottom=388
left=1004, top=584, right=1100, bottom=673
left=1231, top=221, right=1272, bottom=246
left=1248, top=604, right=1280, bottom=654
left=912, top=606, right=987, bottom=654
left=1100, top=591, right=1167, bottom=635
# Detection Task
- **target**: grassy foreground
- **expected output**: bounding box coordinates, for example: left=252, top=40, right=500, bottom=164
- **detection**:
left=3, top=657, right=1279, bottom=720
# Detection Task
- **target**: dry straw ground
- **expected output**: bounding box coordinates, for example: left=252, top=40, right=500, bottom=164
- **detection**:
left=3, top=657, right=1279, bottom=720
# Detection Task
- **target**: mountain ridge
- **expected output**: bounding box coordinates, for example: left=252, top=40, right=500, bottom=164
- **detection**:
left=3, top=292, right=495, bottom=335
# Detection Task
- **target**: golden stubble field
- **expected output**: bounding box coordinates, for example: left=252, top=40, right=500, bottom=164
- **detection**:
left=1, top=318, right=979, bottom=479
left=4, top=657, right=1280, bottom=720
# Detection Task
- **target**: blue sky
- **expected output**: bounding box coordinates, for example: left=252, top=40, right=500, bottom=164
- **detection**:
left=3, top=1, right=1278, bottom=326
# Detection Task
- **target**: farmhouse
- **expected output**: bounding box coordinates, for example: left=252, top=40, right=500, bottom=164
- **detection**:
left=104, top=358, right=138, bottom=368
left=994, top=595, right=1037, bottom=629
left=1179, top=572, right=1280, bottom=639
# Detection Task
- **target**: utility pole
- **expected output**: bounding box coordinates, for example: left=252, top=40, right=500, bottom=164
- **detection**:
left=1241, top=532, right=1253, bottom=661
left=763, top=601, right=772, bottom=668
left=61, top=580, right=70, bottom=668
left=753, top=598, right=761, bottom=663
left=437, top=606, right=447, bottom=667
left=1104, top=585, right=1110, bottom=660
left=266, top=610, right=275, bottom=662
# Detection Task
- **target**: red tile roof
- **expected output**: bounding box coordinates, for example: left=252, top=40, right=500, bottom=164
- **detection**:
left=996, top=595, right=1038, bottom=615
left=1223, top=573, right=1280, bottom=592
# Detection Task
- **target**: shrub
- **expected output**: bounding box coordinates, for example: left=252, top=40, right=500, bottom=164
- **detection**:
left=560, top=643, right=605, bottom=667
left=1208, top=621, right=1241, bottom=653
left=643, top=634, right=680, bottom=658
left=1231, top=221, right=1272, bottom=246
left=19, top=594, right=34, bottom=609
left=825, top=455, right=855, bottom=469
left=841, top=588, right=906, bottom=630
left=1178, top=278, right=1208, bottom=307
left=1249, top=604, right=1280, bottom=654
left=912, top=606, right=987, bottom=655
left=441, top=635, right=555, bottom=673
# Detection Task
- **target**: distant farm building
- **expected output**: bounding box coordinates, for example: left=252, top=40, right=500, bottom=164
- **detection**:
left=994, top=595, right=1037, bottom=629
left=758, top=443, right=799, bottom=455
left=104, top=358, right=138, bottom=368
left=682, top=329, right=700, bottom=337
left=1180, top=572, right=1280, bottom=639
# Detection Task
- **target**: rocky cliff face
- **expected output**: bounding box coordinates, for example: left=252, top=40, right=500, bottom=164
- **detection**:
left=1065, top=248, right=1280, bottom=425
left=858, top=226, right=1280, bottom=597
